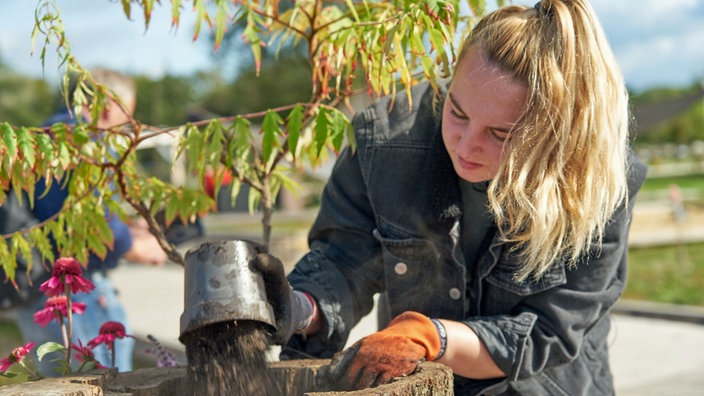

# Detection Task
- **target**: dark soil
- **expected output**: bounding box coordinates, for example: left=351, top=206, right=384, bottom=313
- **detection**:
left=181, top=320, right=282, bottom=395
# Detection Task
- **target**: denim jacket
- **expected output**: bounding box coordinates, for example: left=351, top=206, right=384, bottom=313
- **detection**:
left=287, top=81, right=648, bottom=395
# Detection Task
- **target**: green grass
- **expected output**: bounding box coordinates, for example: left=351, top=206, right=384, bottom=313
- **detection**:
left=639, top=173, right=704, bottom=197
left=626, top=242, right=704, bottom=306
left=627, top=171, right=704, bottom=305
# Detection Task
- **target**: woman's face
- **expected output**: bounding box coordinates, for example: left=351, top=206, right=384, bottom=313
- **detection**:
left=442, top=46, right=528, bottom=182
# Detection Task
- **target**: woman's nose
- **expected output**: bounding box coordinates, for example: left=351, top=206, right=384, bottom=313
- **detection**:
left=457, top=123, right=482, bottom=153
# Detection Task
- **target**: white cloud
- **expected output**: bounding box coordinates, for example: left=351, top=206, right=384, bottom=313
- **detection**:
left=591, top=0, right=704, bottom=90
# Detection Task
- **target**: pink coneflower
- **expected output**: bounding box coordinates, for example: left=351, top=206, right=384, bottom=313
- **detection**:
left=39, top=257, right=95, bottom=297
left=72, top=340, right=106, bottom=370
left=88, top=321, right=133, bottom=369
left=88, top=321, right=132, bottom=351
left=33, top=295, right=87, bottom=327
left=0, top=342, right=36, bottom=373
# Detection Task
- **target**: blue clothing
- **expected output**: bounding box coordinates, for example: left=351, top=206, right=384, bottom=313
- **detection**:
left=14, top=109, right=135, bottom=373
left=286, top=81, right=648, bottom=395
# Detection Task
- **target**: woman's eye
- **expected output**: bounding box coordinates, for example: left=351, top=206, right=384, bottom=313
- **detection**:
left=489, top=129, right=510, bottom=142
left=450, top=107, right=467, bottom=120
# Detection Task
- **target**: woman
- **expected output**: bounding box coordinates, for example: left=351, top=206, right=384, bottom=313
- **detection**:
left=256, top=0, right=648, bottom=394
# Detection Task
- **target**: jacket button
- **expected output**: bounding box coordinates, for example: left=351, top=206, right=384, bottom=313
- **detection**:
left=449, top=288, right=461, bottom=300
left=394, top=262, right=408, bottom=275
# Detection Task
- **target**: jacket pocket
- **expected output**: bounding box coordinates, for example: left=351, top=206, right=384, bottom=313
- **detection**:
left=481, top=249, right=567, bottom=314
left=485, top=249, right=567, bottom=296
left=373, top=229, right=464, bottom=319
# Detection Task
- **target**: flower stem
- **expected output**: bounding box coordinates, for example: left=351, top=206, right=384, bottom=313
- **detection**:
left=64, top=280, right=73, bottom=368
left=111, top=342, right=116, bottom=369
left=19, top=360, right=42, bottom=381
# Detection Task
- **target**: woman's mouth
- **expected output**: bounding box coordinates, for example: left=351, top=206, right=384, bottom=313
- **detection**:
left=458, top=157, right=482, bottom=171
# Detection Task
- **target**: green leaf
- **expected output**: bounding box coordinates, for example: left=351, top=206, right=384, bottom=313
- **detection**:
left=77, top=360, right=98, bottom=373
left=346, top=122, right=357, bottom=152
left=72, top=123, right=90, bottom=147
left=243, top=11, right=264, bottom=75
left=87, top=215, right=110, bottom=260
left=30, top=228, right=55, bottom=266
left=170, top=0, right=181, bottom=27
left=421, top=55, right=435, bottom=81
left=206, top=119, right=224, bottom=163
left=48, top=122, right=73, bottom=171
left=213, top=1, right=229, bottom=50
left=227, top=117, right=253, bottom=170
left=428, top=21, right=447, bottom=53
left=34, top=132, right=54, bottom=173
left=14, top=233, right=34, bottom=274
left=0, top=241, right=15, bottom=282
left=330, top=110, right=350, bottom=153
left=1, top=125, right=17, bottom=184
left=56, top=142, right=71, bottom=172
left=427, top=0, right=441, bottom=14
left=17, top=127, right=36, bottom=171
left=344, top=0, right=361, bottom=21
left=262, top=110, right=284, bottom=171
left=53, top=358, right=72, bottom=376
left=286, top=105, right=304, bottom=158
left=120, top=0, right=132, bottom=19
left=165, top=192, right=180, bottom=225
left=183, top=125, right=206, bottom=182
left=143, top=0, right=155, bottom=28
left=1, top=123, right=17, bottom=152
left=229, top=178, right=243, bottom=208
left=468, top=0, right=486, bottom=17
left=37, top=342, right=65, bottom=362
left=247, top=186, right=262, bottom=215
left=272, top=168, right=300, bottom=197
left=314, top=109, right=332, bottom=158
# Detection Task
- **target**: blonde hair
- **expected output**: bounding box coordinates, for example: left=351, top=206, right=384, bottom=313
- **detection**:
left=458, top=0, right=629, bottom=280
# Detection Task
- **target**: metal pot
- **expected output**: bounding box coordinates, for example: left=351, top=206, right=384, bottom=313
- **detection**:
left=179, top=240, right=276, bottom=341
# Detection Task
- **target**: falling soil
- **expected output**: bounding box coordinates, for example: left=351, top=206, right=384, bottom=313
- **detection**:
left=182, top=320, right=282, bottom=395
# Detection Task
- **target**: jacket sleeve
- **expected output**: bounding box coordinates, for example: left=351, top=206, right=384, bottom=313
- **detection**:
left=463, top=156, right=648, bottom=380
left=286, top=109, right=386, bottom=358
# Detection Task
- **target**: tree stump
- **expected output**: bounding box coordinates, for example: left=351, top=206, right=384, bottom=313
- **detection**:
left=0, top=360, right=454, bottom=396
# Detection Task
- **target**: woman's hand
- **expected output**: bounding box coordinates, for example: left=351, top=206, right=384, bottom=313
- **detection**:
left=322, top=311, right=441, bottom=390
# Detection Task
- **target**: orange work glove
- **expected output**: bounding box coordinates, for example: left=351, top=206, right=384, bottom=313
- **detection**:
left=322, top=311, right=444, bottom=391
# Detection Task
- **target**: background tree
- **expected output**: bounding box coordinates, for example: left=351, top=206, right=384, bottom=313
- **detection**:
left=201, top=0, right=313, bottom=116
left=202, top=48, right=313, bottom=117
left=0, top=59, right=54, bottom=127
left=631, top=83, right=704, bottom=144
left=134, top=74, right=200, bottom=126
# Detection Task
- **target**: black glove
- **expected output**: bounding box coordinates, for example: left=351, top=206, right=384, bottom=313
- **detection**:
left=250, top=252, right=314, bottom=345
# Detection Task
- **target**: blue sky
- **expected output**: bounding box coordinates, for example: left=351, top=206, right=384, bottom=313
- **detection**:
left=1, top=1, right=703, bottom=92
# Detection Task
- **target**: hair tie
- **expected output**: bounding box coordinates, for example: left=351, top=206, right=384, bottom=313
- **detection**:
left=534, top=1, right=551, bottom=17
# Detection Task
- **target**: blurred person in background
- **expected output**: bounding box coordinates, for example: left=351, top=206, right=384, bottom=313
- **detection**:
left=12, top=68, right=167, bottom=374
